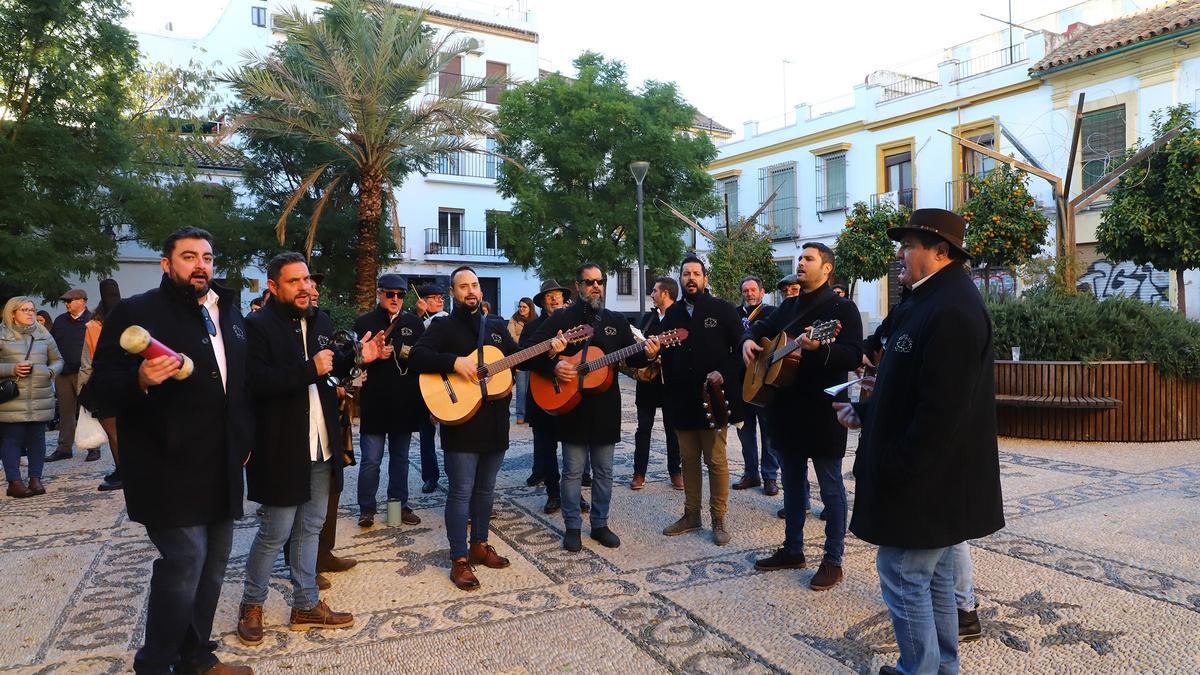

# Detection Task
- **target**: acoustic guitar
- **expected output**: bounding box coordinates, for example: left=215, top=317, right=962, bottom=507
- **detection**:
left=420, top=324, right=593, bottom=425
left=531, top=328, right=689, bottom=416
left=742, top=319, right=842, bottom=408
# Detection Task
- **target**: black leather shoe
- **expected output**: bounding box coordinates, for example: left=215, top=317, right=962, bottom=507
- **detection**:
left=754, top=548, right=806, bottom=571
left=44, top=450, right=72, bottom=463
left=421, top=479, right=438, bottom=494
left=590, top=526, right=621, bottom=548
left=97, top=478, right=123, bottom=492
left=732, top=475, right=761, bottom=490
left=563, top=528, right=582, bottom=552
left=763, top=479, right=780, bottom=496
left=543, top=496, right=561, bottom=514
left=958, top=607, right=982, bottom=641
left=525, top=473, right=544, bottom=487
left=777, top=508, right=786, bottom=519
left=84, top=448, right=101, bottom=462
left=580, top=473, right=592, bottom=488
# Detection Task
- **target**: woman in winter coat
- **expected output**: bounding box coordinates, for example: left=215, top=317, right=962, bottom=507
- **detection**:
left=507, top=297, right=535, bottom=424
left=0, top=296, right=63, bottom=497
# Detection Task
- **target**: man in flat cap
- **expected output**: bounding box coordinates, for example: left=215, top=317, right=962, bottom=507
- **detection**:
left=834, top=208, right=1003, bottom=675
left=46, top=288, right=91, bottom=462
left=413, top=282, right=448, bottom=493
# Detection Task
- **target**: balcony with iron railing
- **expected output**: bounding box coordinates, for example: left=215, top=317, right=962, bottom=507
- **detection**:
left=423, top=72, right=509, bottom=104
left=431, top=151, right=501, bottom=180
left=424, top=228, right=505, bottom=258
left=816, top=192, right=849, bottom=213
left=952, top=43, right=1027, bottom=81
left=945, top=169, right=994, bottom=209
left=870, top=188, right=917, bottom=210
left=879, top=74, right=939, bottom=102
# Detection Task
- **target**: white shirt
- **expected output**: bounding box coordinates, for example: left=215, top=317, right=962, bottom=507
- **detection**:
left=422, top=310, right=448, bottom=328
left=201, top=290, right=228, bottom=391
left=910, top=272, right=934, bottom=291
left=300, top=317, right=331, bottom=462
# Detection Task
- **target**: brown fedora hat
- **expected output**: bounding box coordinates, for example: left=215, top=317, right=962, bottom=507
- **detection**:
left=887, top=208, right=972, bottom=259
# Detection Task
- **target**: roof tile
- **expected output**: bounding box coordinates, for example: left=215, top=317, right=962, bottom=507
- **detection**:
left=1032, top=0, right=1200, bottom=74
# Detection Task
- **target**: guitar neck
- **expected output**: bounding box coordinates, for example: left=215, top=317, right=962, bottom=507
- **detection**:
left=482, top=334, right=564, bottom=376
left=579, top=340, right=649, bottom=371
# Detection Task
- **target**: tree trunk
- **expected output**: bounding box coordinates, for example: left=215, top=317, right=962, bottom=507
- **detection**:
left=353, top=170, right=385, bottom=312
left=1178, top=268, right=1188, bottom=316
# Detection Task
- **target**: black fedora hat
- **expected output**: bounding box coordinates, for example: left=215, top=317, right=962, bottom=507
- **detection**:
left=887, top=208, right=972, bottom=259
left=533, top=279, right=572, bottom=309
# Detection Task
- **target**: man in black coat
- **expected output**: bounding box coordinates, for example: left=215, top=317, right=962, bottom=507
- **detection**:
left=526, top=263, right=658, bottom=553
left=835, top=209, right=1004, bottom=675
left=45, top=287, right=91, bottom=462
left=237, top=254, right=381, bottom=645
left=352, top=273, right=427, bottom=528
left=91, top=227, right=252, bottom=675
left=732, top=275, right=779, bottom=495
left=743, top=242, right=863, bottom=591
left=659, top=256, right=743, bottom=546
left=410, top=266, right=543, bottom=592
left=631, top=276, right=682, bottom=491
left=521, top=279, right=574, bottom=514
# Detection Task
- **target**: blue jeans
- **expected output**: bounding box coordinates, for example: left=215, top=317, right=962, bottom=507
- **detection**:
left=513, top=371, right=528, bottom=418
left=561, top=443, right=613, bottom=530
left=532, top=424, right=560, bottom=499
left=134, top=519, right=234, bottom=675
left=243, top=459, right=331, bottom=611
left=777, top=453, right=846, bottom=565
left=443, top=450, right=504, bottom=559
left=358, top=431, right=413, bottom=512
left=952, top=542, right=976, bottom=611
left=877, top=545, right=959, bottom=675
left=419, top=418, right=440, bottom=483
left=0, top=422, right=45, bottom=482
left=736, top=407, right=778, bottom=480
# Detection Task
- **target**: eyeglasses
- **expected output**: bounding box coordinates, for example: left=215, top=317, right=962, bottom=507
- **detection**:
left=381, top=290, right=406, bottom=299
left=199, top=305, right=217, bottom=336
left=579, top=279, right=604, bottom=287
left=15, top=308, right=34, bottom=313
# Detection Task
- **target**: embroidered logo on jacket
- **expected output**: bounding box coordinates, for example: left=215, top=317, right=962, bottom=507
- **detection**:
left=317, top=335, right=330, bottom=347
left=232, top=325, right=246, bottom=341
left=604, top=326, right=618, bottom=336
left=893, top=334, right=914, bottom=353
left=704, top=317, right=718, bottom=328
left=400, top=327, right=413, bottom=336
left=491, top=333, right=503, bottom=343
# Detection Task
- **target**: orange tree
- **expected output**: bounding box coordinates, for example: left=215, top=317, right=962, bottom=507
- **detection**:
left=833, top=200, right=906, bottom=297
left=959, top=162, right=1049, bottom=294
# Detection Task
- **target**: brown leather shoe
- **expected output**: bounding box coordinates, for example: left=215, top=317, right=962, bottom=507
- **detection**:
left=317, top=554, right=358, bottom=573
left=237, top=603, right=263, bottom=646
left=6, top=480, right=32, bottom=498
left=198, top=661, right=254, bottom=675
left=670, top=474, right=684, bottom=490
left=763, top=479, right=780, bottom=496
left=469, top=542, right=511, bottom=569
left=358, top=510, right=375, bottom=528
left=732, top=475, right=761, bottom=490
left=662, top=512, right=702, bottom=536
left=401, top=507, right=421, bottom=525
left=810, top=561, right=844, bottom=590
left=450, top=556, right=480, bottom=591
left=630, top=474, right=646, bottom=490
left=27, top=477, right=46, bottom=496
left=316, top=573, right=331, bottom=590
left=290, top=600, right=353, bottom=631
left=755, top=548, right=806, bottom=571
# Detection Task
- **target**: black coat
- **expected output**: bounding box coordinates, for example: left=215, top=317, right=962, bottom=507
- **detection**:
left=91, top=276, right=249, bottom=529
left=659, top=292, right=744, bottom=431
left=737, top=302, right=775, bottom=331
left=742, top=286, right=864, bottom=458
left=519, top=310, right=555, bottom=429
left=244, top=299, right=352, bottom=506
left=353, top=306, right=426, bottom=434
left=849, top=264, right=1005, bottom=549
left=526, top=301, right=647, bottom=445
left=408, top=305, right=517, bottom=454
left=633, top=309, right=669, bottom=409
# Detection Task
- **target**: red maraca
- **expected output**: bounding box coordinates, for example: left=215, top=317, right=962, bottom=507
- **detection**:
left=119, top=325, right=195, bottom=380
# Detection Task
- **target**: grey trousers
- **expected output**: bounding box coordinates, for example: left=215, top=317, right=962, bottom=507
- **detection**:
left=54, top=372, right=79, bottom=454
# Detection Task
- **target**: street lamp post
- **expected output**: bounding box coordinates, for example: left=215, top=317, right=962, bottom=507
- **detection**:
left=630, top=161, right=649, bottom=315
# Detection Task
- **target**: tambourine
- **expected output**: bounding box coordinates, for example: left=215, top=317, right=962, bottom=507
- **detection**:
left=119, top=325, right=194, bottom=380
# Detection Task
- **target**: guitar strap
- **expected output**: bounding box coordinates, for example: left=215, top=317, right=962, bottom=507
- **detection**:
left=476, top=311, right=488, bottom=400
left=576, top=309, right=604, bottom=394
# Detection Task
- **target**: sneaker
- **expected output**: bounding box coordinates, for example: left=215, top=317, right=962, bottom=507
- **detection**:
left=810, top=561, right=843, bottom=590
left=662, top=513, right=702, bottom=536
left=630, top=474, right=645, bottom=490
left=543, top=496, right=561, bottom=514
left=754, top=548, right=806, bottom=571
left=958, top=608, right=982, bottom=642
left=237, top=603, right=263, bottom=646
left=563, top=528, right=582, bottom=552
left=590, top=526, right=621, bottom=548
left=289, top=600, right=353, bottom=631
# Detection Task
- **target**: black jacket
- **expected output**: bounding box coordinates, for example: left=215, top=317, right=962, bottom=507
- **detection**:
left=526, top=301, right=647, bottom=445
left=659, top=291, right=744, bottom=431
left=353, top=306, right=426, bottom=434
left=519, top=309, right=555, bottom=429
left=633, top=308, right=670, bottom=409
left=743, top=286, right=864, bottom=458
left=91, top=276, right=249, bottom=528
left=850, top=264, right=1005, bottom=549
left=51, top=309, right=92, bottom=374
left=408, top=305, right=517, bottom=454
left=737, top=302, right=775, bottom=331
left=244, top=299, right=352, bottom=506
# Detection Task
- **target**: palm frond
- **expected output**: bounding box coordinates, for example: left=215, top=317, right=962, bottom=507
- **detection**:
left=277, top=161, right=333, bottom=244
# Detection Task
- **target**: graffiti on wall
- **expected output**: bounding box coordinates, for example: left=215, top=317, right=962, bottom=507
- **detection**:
left=1076, top=259, right=1169, bottom=306
left=972, top=268, right=1017, bottom=296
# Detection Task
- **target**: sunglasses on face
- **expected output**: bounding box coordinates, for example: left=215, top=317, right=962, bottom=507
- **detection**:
left=579, top=279, right=604, bottom=287
left=381, top=290, right=406, bottom=299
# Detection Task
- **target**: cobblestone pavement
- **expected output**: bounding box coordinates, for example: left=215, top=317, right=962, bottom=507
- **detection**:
left=3, top=379, right=1199, bottom=673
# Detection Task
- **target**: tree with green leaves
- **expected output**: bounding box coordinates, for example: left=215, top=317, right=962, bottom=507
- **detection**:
left=834, top=200, right=905, bottom=297
left=224, top=0, right=500, bottom=310
left=493, top=52, right=720, bottom=283
left=705, top=219, right=782, bottom=302
left=1097, top=104, right=1200, bottom=314
left=959, top=162, right=1049, bottom=294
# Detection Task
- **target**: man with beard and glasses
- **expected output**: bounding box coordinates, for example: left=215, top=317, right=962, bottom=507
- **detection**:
left=743, top=242, right=863, bottom=591
left=92, top=227, right=252, bottom=674
left=237, top=253, right=382, bottom=644
left=526, top=263, right=660, bottom=553
left=658, top=256, right=743, bottom=545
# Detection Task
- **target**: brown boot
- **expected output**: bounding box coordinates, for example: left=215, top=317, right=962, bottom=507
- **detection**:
left=236, top=603, right=263, bottom=646
left=198, top=661, right=254, bottom=674
left=316, top=573, right=331, bottom=590
left=27, top=477, right=45, bottom=496
left=662, top=511, right=702, bottom=536
left=810, top=561, right=843, bottom=591
left=289, top=600, right=353, bottom=631
left=317, top=554, right=357, bottom=573
left=469, top=542, right=511, bottom=569
left=731, top=475, right=761, bottom=490
left=450, top=556, right=480, bottom=591
left=711, top=513, right=730, bottom=546
left=6, top=480, right=32, bottom=498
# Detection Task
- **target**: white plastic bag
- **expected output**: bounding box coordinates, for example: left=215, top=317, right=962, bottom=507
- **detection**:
left=74, top=407, right=107, bottom=450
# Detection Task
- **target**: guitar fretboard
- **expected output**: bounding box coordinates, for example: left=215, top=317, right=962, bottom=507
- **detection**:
left=576, top=330, right=680, bottom=372
left=481, top=328, right=586, bottom=377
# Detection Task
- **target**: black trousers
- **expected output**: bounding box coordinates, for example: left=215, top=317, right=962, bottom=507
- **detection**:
left=633, top=402, right=681, bottom=477
left=531, top=423, right=560, bottom=499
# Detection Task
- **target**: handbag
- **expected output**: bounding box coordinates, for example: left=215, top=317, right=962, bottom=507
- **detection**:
left=0, top=336, right=35, bottom=404
left=74, top=406, right=108, bottom=450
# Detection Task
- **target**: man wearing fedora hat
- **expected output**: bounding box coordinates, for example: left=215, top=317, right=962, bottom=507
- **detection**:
left=520, top=279, right=573, bottom=513
left=834, top=208, right=1003, bottom=675
left=46, top=287, right=91, bottom=462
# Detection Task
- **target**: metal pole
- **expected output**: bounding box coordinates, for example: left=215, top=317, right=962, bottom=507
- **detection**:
left=636, top=180, right=646, bottom=315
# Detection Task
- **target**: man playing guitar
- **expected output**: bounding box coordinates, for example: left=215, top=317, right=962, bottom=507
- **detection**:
left=741, top=242, right=863, bottom=590
left=525, top=262, right=660, bottom=553
left=659, top=256, right=744, bottom=546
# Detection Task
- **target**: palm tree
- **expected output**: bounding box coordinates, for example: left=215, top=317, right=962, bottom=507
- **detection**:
left=225, top=0, right=501, bottom=309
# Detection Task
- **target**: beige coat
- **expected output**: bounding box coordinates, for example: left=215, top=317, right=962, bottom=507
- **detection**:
left=0, top=323, right=63, bottom=423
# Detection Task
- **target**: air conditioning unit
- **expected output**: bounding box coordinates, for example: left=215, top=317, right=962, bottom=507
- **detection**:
left=467, top=38, right=485, bottom=55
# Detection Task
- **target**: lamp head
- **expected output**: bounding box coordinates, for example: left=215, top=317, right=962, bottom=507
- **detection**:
left=629, top=161, right=650, bottom=184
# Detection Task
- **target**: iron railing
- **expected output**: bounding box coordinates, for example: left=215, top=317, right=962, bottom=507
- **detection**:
left=763, top=205, right=800, bottom=239
left=879, top=74, right=939, bottom=102
left=945, top=169, right=994, bottom=209
left=953, top=43, right=1027, bottom=81
left=816, top=193, right=849, bottom=212
left=424, top=228, right=503, bottom=257
left=424, top=72, right=487, bottom=102
left=432, top=151, right=500, bottom=179
left=871, top=188, right=916, bottom=210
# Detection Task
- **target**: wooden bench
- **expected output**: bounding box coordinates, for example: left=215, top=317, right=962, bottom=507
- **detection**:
left=994, top=394, right=1121, bottom=409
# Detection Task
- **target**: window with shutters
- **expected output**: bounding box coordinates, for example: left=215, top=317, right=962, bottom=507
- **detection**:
left=486, top=61, right=507, bottom=104
left=251, top=6, right=267, bottom=27
left=816, top=152, right=848, bottom=212
left=439, top=56, right=462, bottom=95
left=758, top=163, right=797, bottom=238
left=617, top=268, right=633, bottom=296
left=1081, top=105, right=1126, bottom=190
left=721, top=177, right=739, bottom=227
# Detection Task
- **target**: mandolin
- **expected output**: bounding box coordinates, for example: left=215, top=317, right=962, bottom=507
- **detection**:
left=420, top=324, right=593, bottom=425
left=531, top=328, right=688, bottom=416
left=742, top=319, right=842, bottom=407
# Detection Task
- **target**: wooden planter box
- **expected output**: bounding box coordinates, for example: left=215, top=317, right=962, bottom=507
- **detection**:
left=994, top=361, right=1200, bottom=441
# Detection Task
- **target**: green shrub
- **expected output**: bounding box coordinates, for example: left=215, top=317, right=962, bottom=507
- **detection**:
left=986, top=287, right=1200, bottom=380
